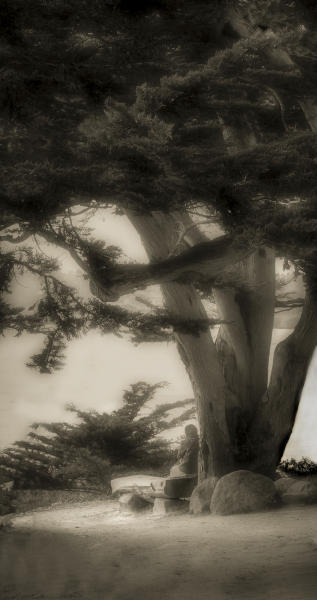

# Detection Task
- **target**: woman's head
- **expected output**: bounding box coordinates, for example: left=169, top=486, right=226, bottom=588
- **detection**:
left=185, top=424, right=198, bottom=438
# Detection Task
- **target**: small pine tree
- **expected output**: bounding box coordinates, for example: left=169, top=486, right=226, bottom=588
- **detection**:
left=0, top=382, right=195, bottom=489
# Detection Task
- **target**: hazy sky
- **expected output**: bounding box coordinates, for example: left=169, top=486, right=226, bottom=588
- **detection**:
left=1, top=211, right=316, bottom=460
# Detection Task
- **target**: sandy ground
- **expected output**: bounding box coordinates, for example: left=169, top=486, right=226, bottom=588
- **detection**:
left=1, top=500, right=317, bottom=600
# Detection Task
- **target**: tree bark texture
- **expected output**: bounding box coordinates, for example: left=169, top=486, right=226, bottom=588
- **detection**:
left=119, top=206, right=316, bottom=478
left=89, top=233, right=250, bottom=302
left=248, top=293, right=317, bottom=476
left=214, top=247, right=276, bottom=467
left=126, top=210, right=235, bottom=478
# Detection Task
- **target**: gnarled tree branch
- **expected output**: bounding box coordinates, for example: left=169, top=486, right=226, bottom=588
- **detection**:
left=89, top=234, right=252, bottom=301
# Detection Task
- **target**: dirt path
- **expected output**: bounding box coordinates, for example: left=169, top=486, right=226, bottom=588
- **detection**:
left=1, top=501, right=317, bottom=600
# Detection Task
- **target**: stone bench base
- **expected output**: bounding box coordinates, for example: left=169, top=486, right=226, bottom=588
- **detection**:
left=153, top=498, right=189, bottom=515
left=119, top=492, right=152, bottom=513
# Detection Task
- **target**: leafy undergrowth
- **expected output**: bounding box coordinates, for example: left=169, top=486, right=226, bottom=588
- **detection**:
left=279, top=457, right=317, bottom=476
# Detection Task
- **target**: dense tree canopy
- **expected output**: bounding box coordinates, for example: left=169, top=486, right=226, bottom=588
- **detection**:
left=1, top=1, right=317, bottom=477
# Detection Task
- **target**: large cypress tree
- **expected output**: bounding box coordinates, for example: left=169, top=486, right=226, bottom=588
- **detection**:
left=1, top=1, right=316, bottom=478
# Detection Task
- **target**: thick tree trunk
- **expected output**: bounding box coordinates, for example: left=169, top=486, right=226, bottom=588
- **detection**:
left=126, top=210, right=235, bottom=478
left=115, top=205, right=316, bottom=479
left=222, top=6, right=317, bottom=475
left=124, top=207, right=316, bottom=480
left=214, top=247, right=276, bottom=467
left=213, top=99, right=277, bottom=470
left=181, top=212, right=278, bottom=472
left=164, top=284, right=234, bottom=478
left=248, top=294, right=317, bottom=476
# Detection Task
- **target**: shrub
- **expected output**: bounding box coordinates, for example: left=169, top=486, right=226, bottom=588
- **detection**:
left=279, top=457, right=317, bottom=476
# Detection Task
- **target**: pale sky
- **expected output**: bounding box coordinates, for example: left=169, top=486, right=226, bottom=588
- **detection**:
left=0, top=211, right=316, bottom=461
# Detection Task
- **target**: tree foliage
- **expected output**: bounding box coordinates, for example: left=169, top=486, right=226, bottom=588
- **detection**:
left=0, top=382, right=194, bottom=489
left=1, top=1, right=316, bottom=371
left=279, top=457, right=317, bottom=476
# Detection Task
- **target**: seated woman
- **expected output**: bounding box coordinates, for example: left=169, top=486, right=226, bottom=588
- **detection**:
left=169, top=424, right=199, bottom=478
left=149, top=424, right=199, bottom=497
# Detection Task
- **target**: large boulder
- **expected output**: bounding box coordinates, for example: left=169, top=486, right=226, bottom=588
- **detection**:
left=275, top=477, right=296, bottom=495
left=119, top=492, right=152, bottom=513
left=189, top=477, right=219, bottom=515
left=282, top=479, right=317, bottom=505
left=210, top=470, right=278, bottom=516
